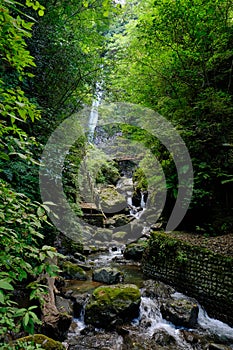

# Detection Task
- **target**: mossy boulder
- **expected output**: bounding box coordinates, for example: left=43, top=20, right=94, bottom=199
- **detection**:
left=99, top=185, right=127, bottom=213
left=124, top=241, right=147, bottom=261
left=17, top=334, right=65, bottom=350
left=62, top=261, right=87, bottom=280
left=84, top=284, right=141, bottom=329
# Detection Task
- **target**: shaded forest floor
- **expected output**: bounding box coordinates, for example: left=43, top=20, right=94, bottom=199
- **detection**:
left=168, top=232, right=233, bottom=257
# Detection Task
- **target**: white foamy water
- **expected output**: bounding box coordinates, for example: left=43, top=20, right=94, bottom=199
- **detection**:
left=198, top=306, right=233, bottom=341
left=172, top=291, right=233, bottom=341
left=139, top=297, right=193, bottom=349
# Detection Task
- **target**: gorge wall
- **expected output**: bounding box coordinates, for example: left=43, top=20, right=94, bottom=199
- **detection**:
left=142, top=232, right=233, bottom=326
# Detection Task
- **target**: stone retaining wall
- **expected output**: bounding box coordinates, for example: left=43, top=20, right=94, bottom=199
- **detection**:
left=142, top=232, right=233, bottom=326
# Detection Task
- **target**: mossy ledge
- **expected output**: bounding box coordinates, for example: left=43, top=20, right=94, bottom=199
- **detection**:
left=17, top=334, right=65, bottom=349
left=142, top=231, right=233, bottom=326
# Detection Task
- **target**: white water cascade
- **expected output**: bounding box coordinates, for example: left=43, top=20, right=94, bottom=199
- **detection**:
left=88, top=83, right=102, bottom=142
left=138, top=297, right=193, bottom=349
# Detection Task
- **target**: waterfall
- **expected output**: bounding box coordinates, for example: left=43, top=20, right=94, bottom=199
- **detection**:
left=140, top=192, right=146, bottom=208
left=88, top=83, right=102, bottom=142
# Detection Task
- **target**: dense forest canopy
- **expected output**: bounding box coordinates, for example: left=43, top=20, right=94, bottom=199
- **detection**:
left=0, top=0, right=233, bottom=348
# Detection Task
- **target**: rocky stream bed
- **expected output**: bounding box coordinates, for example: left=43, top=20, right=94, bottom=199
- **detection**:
left=48, top=243, right=233, bottom=350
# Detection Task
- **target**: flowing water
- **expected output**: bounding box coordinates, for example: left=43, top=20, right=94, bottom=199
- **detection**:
left=66, top=91, right=233, bottom=349
left=66, top=247, right=233, bottom=349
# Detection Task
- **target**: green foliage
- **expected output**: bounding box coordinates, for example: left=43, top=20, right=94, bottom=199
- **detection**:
left=0, top=1, right=64, bottom=348
left=104, top=0, right=233, bottom=232
left=0, top=181, right=63, bottom=342
left=132, top=168, right=148, bottom=192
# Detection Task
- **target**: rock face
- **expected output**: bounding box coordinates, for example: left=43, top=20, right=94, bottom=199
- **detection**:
left=123, top=242, right=147, bottom=261
left=84, top=284, right=141, bottom=329
left=62, top=261, right=87, bottom=280
left=160, top=298, right=199, bottom=328
left=92, top=267, right=124, bottom=284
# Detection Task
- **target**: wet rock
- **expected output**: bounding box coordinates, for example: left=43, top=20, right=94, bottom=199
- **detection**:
left=74, top=252, right=86, bottom=262
left=55, top=295, right=73, bottom=315
left=17, top=334, right=65, bottom=349
left=161, top=298, right=199, bottom=328
left=152, top=329, right=177, bottom=346
left=92, top=267, right=124, bottom=284
left=73, top=293, right=90, bottom=318
left=62, top=261, right=87, bottom=280
left=123, top=241, right=147, bottom=261
left=68, top=332, right=123, bottom=350
left=142, top=280, right=175, bottom=300
left=84, top=284, right=141, bottom=329
left=122, top=332, right=182, bottom=350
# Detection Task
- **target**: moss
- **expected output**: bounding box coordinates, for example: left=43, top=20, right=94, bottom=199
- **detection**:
left=62, top=261, right=87, bottom=280
left=17, top=334, right=65, bottom=350
left=113, top=231, right=128, bottom=240
left=92, top=284, right=140, bottom=304
left=85, top=284, right=141, bottom=328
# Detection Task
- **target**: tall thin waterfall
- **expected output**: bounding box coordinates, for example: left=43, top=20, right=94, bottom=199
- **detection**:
left=88, top=84, right=102, bottom=142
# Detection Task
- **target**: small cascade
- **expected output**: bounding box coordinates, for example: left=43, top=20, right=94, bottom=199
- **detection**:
left=68, top=302, right=86, bottom=337
left=198, top=305, right=233, bottom=341
left=138, top=297, right=194, bottom=349
left=140, top=192, right=146, bottom=209
left=172, top=291, right=233, bottom=341
left=87, top=245, right=124, bottom=267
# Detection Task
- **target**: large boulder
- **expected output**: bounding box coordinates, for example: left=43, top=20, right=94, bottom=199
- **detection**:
left=123, top=241, right=147, bottom=261
left=99, top=185, right=127, bottom=212
left=160, top=298, right=199, bottom=328
left=62, top=261, right=87, bottom=280
left=92, top=267, right=124, bottom=284
left=84, top=284, right=141, bottom=329
left=142, top=280, right=175, bottom=300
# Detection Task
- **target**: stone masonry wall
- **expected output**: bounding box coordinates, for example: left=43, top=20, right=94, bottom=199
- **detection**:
left=142, top=232, right=233, bottom=326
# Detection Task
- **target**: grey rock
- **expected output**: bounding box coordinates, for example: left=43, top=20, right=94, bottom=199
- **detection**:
left=161, top=298, right=199, bottom=328
left=92, top=267, right=124, bottom=284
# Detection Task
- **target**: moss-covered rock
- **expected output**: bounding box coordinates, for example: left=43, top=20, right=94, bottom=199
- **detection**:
left=84, top=284, right=141, bottom=329
left=93, top=228, right=113, bottom=243
left=17, top=334, right=65, bottom=350
left=124, top=241, right=147, bottom=261
left=99, top=185, right=127, bottom=212
left=62, top=261, right=87, bottom=280
left=112, top=230, right=128, bottom=242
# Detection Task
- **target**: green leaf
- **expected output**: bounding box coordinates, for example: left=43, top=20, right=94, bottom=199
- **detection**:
left=23, top=312, right=29, bottom=327
left=0, top=291, right=5, bottom=304
left=0, top=280, right=14, bottom=291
